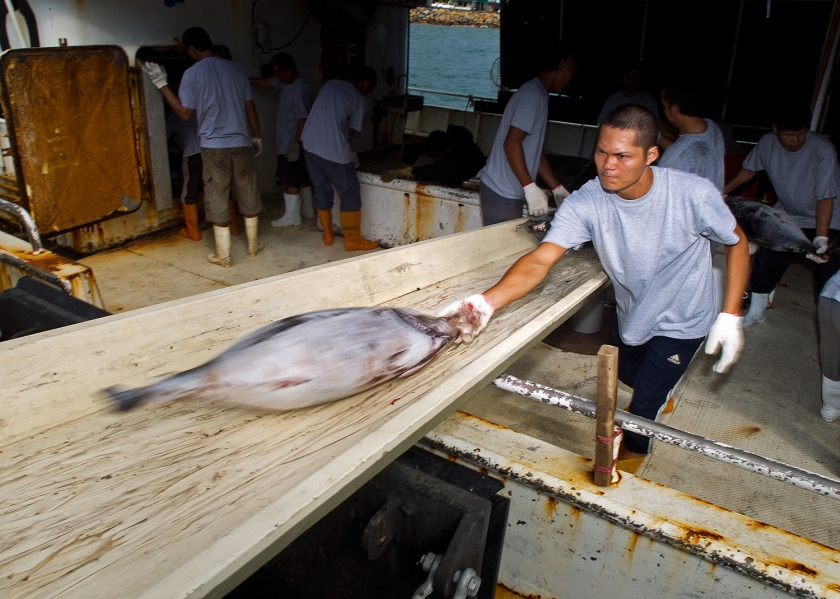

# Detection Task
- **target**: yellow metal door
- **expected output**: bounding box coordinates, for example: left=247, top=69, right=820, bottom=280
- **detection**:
left=0, top=46, right=146, bottom=235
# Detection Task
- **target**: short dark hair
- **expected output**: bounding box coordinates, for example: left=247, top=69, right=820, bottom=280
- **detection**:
left=662, top=84, right=705, bottom=118
left=270, top=52, right=296, bottom=73
left=773, top=103, right=811, bottom=132
left=182, top=27, right=212, bottom=52
left=600, top=105, right=658, bottom=151
left=536, top=40, right=574, bottom=73
left=349, top=65, right=377, bottom=89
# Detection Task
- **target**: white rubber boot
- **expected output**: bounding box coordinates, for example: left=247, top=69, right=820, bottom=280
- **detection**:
left=742, top=292, right=769, bottom=327
left=271, top=193, right=302, bottom=227
left=245, top=216, right=264, bottom=257
left=821, top=376, right=840, bottom=422
left=208, top=225, right=232, bottom=268
left=300, top=186, right=315, bottom=219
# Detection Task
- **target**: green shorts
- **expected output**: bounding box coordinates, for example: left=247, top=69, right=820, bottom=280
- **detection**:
left=200, top=147, right=263, bottom=222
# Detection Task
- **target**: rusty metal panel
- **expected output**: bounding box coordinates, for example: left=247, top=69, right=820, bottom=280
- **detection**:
left=0, top=46, right=144, bottom=235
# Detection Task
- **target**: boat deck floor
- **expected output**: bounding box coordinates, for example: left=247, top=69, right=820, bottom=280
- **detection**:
left=78, top=203, right=840, bottom=550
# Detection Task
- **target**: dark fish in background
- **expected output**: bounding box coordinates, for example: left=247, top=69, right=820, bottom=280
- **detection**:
left=726, top=196, right=816, bottom=254
left=103, top=307, right=458, bottom=413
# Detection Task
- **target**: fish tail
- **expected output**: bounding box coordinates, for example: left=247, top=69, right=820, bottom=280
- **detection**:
left=101, top=371, right=198, bottom=412
left=101, top=385, right=158, bottom=412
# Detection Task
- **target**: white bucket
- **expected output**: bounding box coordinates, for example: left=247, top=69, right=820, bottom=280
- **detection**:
left=567, top=288, right=607, bottom=334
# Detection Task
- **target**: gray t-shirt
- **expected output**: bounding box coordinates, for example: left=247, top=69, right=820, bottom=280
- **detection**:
left=179, top=57, right=253, bottom=149
left=479, top=78, right=548, bottom=199
left=597, top=90, right=660, bottom=124
left=301, top=79, right=367, bottom=164
left=270, top=76, right=313, bottom=156
left=543, top=167, right=739, bottom=345
left=742, top=132, right=840, bottom=230
left=658, top=119, right=725, bottom=191
left=821, top=271, right=840, bottom=302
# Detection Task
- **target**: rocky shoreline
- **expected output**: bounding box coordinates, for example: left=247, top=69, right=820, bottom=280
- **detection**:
left=410, top=7, right=499, bottom=28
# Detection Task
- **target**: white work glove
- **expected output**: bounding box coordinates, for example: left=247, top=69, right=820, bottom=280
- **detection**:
left=142, top=62, right=168, bottom=89
left=552, top=185, right=570, bottom=205
left=523, top=182, right=548, bottom=217
left=286, top=141, right=301, bottom=163
left=747, top=242, right=759, bottom=256
left=814, top=236, right=829, bottom=254
left=438, top=294, right=495, bottom=343
left=252, top=137, right=263, bottom=156
left=704, top=312, right=744, bottom=374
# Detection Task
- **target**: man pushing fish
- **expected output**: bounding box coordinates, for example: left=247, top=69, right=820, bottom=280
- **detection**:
left=441, top=105, right=751, bottom=472
left=724, top=104, right=840, bottom=326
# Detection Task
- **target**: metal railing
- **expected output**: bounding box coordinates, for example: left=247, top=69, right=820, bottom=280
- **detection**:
left=493, top=373, right=840, bottom=501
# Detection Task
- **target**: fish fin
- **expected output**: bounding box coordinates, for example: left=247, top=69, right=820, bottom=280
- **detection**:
left=100, top=386, right=157, bottom=412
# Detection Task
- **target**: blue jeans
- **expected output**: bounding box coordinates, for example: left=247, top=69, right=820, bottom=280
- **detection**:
left=304, top=151, right=361, bottom=212
left=611, top=316, right=704, bottom=454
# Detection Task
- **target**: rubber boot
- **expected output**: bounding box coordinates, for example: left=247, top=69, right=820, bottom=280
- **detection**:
left=317, top=209, right=334, bottom=246
left=300, top=185, right=315, bottom=219
left=271, top=193, right=302, bottom=227
left=821, top=376, right=840, bottom=422
left=245, top=216, right=264, bottom=257
left=179, top=203, right=201, bottom=241
left=742, top=292, right=769, bottom=327
left=340, top=211, right=378, bottom=251
left=208, top=225, right=232, bottom=268
left=228, top=199, right=240, bottom=236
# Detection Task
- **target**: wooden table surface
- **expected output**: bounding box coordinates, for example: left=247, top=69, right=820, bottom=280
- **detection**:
left=0, top=223, right=607, bottom=599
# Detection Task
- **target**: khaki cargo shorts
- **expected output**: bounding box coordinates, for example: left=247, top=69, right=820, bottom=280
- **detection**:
left=201, top=147, right=263, bottom=223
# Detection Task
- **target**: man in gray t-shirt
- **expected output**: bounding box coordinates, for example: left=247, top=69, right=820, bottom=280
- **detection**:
left=478, top=42, right=576, bottom=225
left=659, top=86, right=725, bottom=191
left=300, top=66, right=379, bottom=252
left=144, top=27, right=264, bottom=268
left=724, top=105, right=840, bottom=325
left=440, top=106, right=750, bottom=469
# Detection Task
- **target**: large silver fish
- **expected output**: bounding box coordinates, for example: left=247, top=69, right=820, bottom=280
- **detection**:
left=103, top=307, right=457, bottom=412
left=726, top=196, right=817, bottom=253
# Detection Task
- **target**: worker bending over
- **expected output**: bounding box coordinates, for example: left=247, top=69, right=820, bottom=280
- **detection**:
left=381, top=125, right=486, bottom=187
left=251, top=52, right=314, bottom=227
left=441, top=106, right=750, bottom=472
left=144, top=27, right=264, bottom=268
left=301, top=66, right=378, bottom=251
left=478, top=43, right=576, bottom=225
left=659, top=84, right=725, bottom=191
left=724, top=104, right=840, bottom=325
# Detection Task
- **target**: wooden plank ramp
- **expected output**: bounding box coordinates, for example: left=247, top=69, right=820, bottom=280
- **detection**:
left=0, top=222, right=608, bottom=599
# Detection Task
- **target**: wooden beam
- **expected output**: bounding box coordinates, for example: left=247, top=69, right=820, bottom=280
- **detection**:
left=0, top=225, right=608, bottom=598
left=593, top=345, right=619, bottom=486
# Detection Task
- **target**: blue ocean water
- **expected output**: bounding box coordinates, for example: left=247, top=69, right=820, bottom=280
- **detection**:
left=408, top=23, right=500, bottom=110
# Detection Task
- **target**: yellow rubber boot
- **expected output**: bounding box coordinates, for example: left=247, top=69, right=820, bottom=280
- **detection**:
left=340, top=211, right=378, bottom=251
left=179, top=203, right=201, bottom=241
left=317, top=209, right=334, bottom=246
